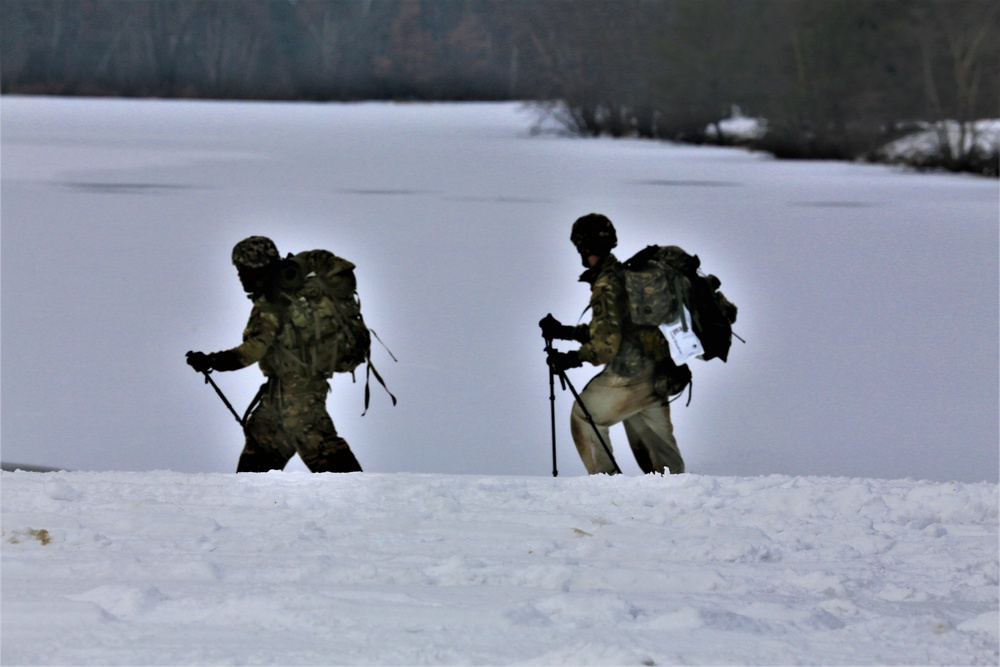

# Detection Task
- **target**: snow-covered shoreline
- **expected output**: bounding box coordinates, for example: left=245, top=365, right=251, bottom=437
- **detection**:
left=3, top=470, right=997, bottom=665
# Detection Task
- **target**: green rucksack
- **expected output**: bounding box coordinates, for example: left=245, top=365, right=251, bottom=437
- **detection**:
left=273, top=249, right=395, bottom=411
left=620, top=245, right=739, bottom=363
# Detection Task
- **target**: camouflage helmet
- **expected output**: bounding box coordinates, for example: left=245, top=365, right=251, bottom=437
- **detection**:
left=570, top=213, right=617, bottom=254
left=232, top=236, right=279, bottom=268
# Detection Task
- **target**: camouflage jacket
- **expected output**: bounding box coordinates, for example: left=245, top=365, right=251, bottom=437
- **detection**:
left=211, top=288, right=326, bottom=391
left=229, top=295, right=282, bottom=369
left=573, top=254, right=672, bottom=378
left=212, top=249, right=365, bottom=392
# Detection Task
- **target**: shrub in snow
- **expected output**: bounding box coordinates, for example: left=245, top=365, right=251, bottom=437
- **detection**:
left=873, top=120, right=1000, bottom=177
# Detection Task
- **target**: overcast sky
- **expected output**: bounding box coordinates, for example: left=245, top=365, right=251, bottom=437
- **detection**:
left=2, top=97, right=997, bottom=482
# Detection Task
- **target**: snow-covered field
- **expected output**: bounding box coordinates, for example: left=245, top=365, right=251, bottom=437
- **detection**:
left=2, top=469, right=997, bottom=665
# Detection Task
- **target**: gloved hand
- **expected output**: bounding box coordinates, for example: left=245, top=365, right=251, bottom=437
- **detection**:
left=209, top=350, right=243, bottom=372
left=186, top=351, right=213, bottom=373
left=547, top=349, right=582, bottom=372
left=539, top=314, right=579, bottom=341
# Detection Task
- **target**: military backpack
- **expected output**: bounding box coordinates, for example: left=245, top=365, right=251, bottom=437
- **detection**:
left=620, top=245, right=739, bottom=364
left=272, top=249, right=394, bottom=411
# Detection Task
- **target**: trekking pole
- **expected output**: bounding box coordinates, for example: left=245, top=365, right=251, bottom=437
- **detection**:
left=545, top=336, right=558, bottom=477
left=556, top=367, right=622, bottom=475
left=186, top=355, right=241, bottom=427
left=200, top=370, right=244, bottom=426
left=205, top=371, right=267, bottom=429
left=543, top=341, right=623, bottom=475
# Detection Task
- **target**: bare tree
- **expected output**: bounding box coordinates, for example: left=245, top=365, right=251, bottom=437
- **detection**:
left=911, top=0, right=999, bottom=169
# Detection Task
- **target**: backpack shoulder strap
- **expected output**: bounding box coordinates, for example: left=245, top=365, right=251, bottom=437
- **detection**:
left=362, top=357, right=397, bottom=416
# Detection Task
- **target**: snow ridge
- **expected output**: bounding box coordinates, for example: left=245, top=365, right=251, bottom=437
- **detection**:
left=2, top=470, right=997, bottom=665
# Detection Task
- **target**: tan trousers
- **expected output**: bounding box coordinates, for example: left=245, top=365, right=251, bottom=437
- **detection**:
left=570, top=367, right=685, bottom=475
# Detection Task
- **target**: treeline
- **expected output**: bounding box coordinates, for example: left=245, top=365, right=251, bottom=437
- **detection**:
left=2, top=0, right=997, bottom=173
left=1, top=1, right=534, bottom=100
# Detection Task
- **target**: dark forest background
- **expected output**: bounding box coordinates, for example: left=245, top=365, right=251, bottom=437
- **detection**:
left=2, top=0, right=997, bottom=173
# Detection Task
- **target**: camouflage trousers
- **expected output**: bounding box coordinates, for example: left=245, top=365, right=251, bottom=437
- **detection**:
left=570, top=365, right=684, bottom=475
left=237, top=379, right=362, bottom=473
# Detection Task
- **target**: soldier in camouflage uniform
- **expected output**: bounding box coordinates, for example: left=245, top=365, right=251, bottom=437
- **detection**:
left=542, top=214, right=687, bottom=475
left=187, top=236, right=362, bottom=473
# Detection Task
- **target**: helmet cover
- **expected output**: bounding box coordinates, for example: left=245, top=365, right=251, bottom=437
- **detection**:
left=232, top=236, right=279, bottom=268
left=570, top=213, right=617, bottom=254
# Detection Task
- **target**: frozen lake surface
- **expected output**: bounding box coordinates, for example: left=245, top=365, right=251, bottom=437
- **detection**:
left=1, top=97, right=997, bottom=482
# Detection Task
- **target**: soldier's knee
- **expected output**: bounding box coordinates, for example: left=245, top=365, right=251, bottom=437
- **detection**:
left=571, top=400, right=615, bottom=428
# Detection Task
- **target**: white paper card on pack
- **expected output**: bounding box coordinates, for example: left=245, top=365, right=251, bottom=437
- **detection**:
left=660, top=305, right=704, bottom=365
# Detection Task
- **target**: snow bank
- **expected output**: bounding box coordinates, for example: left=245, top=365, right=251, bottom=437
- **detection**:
left=877, top=119, right=1000, bottom=167
left=888, top=120, right=1000, bottom=155
left=2, top=470, right=997, bottom=665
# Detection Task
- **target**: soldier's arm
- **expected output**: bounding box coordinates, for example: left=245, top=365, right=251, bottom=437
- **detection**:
left=577, top=276, right=623, bottom=366
left=209, top=302, right=281, bottom=371
left=570, top=323, right=591, bottom=343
